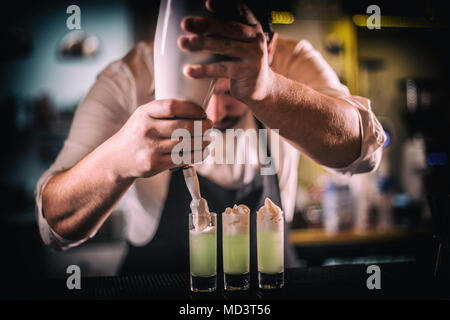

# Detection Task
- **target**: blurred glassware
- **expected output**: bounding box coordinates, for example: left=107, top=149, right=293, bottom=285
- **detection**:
left=320, top=175, right=355, bottom=234
left=59, top=30, right=100, bottom=58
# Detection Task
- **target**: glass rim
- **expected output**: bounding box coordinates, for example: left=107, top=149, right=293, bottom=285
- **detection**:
left=188, top=212, right=216, bottom=217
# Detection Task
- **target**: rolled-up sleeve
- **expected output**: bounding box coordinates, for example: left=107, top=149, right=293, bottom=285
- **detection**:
left=323, top=91, right=386, bottom=175
left=34, top=60, right=136, bottom=251
left=35, top=142, right=100, bottom=251
left=279, top=39, right=386, bottom=175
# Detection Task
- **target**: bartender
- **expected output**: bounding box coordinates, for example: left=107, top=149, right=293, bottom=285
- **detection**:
left=35, top=1, right=386, bottom=274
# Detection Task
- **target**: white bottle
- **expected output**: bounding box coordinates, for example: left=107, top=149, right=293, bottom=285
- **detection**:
left=154, top=0, right=219, bottom=109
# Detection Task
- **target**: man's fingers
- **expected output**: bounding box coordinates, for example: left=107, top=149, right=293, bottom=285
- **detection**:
left=184, top=61, right=244, bottom=79
left=206, top=0, right=259, bottom=26
left=206, top=0, right=231, bottom=15
left=156, top=137, right=211, bottom=154
left=145, top=99, right=206, bottom=119
left=182, top=17, right=258, bottom=41
left=179, top=35, right=255, bottom=59
left=157, top=149, right=209, bottom=169
left=149, top=118, right=213, bottom=138
left=154, top=154, right=180, bottom=171
left=235, top=2, right=259, bottom=26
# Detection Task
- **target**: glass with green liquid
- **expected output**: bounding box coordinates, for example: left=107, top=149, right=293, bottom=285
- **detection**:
left=189, top=213, right=217, bottom=292
left=222, top=211, right=250, bottom=290
left=257, top=214, right=284, bottom=289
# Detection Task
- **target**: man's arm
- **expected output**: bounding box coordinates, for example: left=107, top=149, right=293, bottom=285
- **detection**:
left=179, top=5, right=382, bottom=170
left=42, top=135, right=134, bottom=241
left=246, top=71, right=361, bottom=168
left=42, top=100, right=212, bottom=242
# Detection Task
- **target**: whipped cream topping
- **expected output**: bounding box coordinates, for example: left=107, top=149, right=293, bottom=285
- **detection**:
left=183, top=166, right=211, bottom=231
left=256, top=198, right=283, bottom=232
left=189, top=225, right=216, bottom=236
left=223, top=204, right=250, bottom=236
left=191, top=197, right=212, bottom=231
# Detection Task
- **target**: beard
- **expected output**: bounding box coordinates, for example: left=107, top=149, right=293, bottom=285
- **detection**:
left=213, top=109, right=248, bottom=131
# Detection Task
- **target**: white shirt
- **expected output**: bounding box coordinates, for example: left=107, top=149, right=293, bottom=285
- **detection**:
left=35, top=38, right=386, bottom=251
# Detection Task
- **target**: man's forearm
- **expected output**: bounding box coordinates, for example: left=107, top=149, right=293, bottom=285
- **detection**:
left=42, top=137, right=134, bottom=241
left=248, top=71, right=361, bottom=168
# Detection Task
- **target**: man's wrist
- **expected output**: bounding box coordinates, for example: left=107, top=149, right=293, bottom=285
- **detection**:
left=245, top=68, right=278, bottom=108
left=99, top=135, right=135, bottom=185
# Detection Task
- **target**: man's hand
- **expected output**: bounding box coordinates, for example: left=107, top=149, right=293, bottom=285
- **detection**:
left=42, top=99, right=211, bottom=241
left=108, top=99, right=212, bottom=180
left=178, top=2, right=275, bottom=104
left=177, top=2, right=362, bottom=170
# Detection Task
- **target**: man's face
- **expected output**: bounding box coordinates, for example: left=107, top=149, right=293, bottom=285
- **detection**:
left=205, top=78, right=249, bottom=131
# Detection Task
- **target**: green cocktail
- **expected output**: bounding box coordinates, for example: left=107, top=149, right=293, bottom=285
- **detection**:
left=189, top=213, right=217, bottom=292
left=222, top=205, right=250, bottom=290
left=257, top=230, right=284, bottom=274
left=223, top=233, right=250, bottom=274
left=189, top=230, right=217, bottom=277
left=257, top=198, right=285, bottom=289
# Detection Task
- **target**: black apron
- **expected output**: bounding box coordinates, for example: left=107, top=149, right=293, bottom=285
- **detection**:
left=120, top=123, right=300, bottom=275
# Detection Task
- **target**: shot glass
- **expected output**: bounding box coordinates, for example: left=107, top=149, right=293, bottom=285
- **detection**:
left=257, top=212, right=284, bottom=289
left=222, top=209, right=250, bottom=290
left=189, top=213, right=217, bottom=292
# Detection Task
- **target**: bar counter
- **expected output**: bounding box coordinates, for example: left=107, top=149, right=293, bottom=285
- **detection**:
left=5, top=261, right=449, bottom=300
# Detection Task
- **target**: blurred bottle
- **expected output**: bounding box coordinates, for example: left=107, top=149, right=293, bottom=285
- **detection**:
left=372, top=118, right=395, bottom=231
left=350, top=173, right=372, bottom=233
left=374, top=174, right=395, bottom=231
left=320, top=175, right=355, bottom=234
left=294, top=184, right=323, bottom=229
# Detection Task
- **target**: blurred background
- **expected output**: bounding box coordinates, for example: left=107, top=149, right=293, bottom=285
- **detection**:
left=0, top=0, right=448, bottom=282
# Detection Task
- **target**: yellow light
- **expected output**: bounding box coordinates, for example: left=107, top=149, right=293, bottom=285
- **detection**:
left=352, top=14, right=367, bottom=27
left=271, top=11, right=295, bottom=25
left=352, top=14, right=446, bottom=29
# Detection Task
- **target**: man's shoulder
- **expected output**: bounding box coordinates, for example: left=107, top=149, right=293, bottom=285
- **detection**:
left=275, top=36, right=298, bottom=54
left=112, top=41, right=155, bottom=106
left=98, top=41, right=153, bottom=77
left=122, top=41, right=153, bottom=71
left=272, top=36, right=315, bottom=76
left=275, top=36, right=315, bottom=59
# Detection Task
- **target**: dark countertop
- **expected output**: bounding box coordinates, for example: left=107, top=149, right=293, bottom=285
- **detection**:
left=5, top=261, right=449, bottom=300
